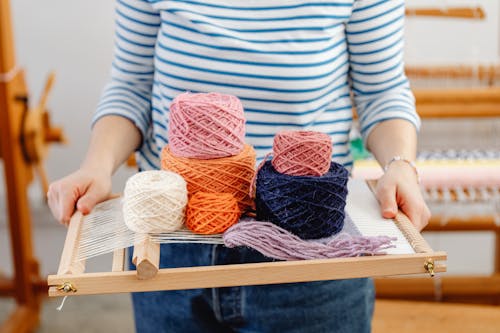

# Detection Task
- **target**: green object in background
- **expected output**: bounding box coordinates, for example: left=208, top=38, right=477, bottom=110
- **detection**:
left=350, top=137, right=371, bottom=161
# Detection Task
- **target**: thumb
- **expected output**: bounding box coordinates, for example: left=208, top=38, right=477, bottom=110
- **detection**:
left=76, top=185, right=105, bottom=214
left=377, top=184, right=398, bottom=219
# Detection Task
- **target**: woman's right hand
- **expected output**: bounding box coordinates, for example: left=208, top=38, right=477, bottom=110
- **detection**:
left=47, top=168, right=112, bottom=225
left=47, top=115, right=142, bottom=225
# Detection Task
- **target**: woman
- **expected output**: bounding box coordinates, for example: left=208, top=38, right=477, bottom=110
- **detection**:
left=48, top=0, right=430, bottom=332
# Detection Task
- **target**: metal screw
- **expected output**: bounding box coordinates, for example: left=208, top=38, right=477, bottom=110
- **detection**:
left=57, top=282, right=77, bottom=293
left=424, top=259, right=435, bottom=277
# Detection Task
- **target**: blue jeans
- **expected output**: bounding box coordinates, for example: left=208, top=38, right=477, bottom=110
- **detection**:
left=130, top=243, right=374, bottom=333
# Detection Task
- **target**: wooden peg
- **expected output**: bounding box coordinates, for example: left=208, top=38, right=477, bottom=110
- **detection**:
left=132, top=236, right=160, bottom=280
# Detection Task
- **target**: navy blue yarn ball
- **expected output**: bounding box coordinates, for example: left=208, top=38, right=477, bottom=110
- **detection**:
left=255, top=160, right=349, bottom=239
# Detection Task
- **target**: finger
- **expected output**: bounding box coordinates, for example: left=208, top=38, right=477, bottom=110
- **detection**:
left=59, top=188, right=78, bottom=225
left=417, top=204, right=432, bottom=231
left=400, top=197, right=430, bottom=232
left=402, top=204, right=423, bottom=231
left=377, top=183, right=398, bottom=219
left=47, top=183, right=63, bottom=223
left=76, top=184, right=102, bottom=214
left=48, top=183, right=75, bottom=225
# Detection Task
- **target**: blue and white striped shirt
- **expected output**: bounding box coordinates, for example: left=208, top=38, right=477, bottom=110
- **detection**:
left=94, top=0, right=419, bottom=171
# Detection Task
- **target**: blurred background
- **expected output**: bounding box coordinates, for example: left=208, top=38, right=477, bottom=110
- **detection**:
left=1, top=0, right=499, bottom=332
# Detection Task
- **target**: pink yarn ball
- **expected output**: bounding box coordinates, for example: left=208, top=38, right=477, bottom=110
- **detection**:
left=272, top=131, right=333, bottom=176
left=168, top=92, right=246, bottom=159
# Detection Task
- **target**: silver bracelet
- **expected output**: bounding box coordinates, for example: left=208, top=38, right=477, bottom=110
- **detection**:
left=383, top=156, right=420, bottom=183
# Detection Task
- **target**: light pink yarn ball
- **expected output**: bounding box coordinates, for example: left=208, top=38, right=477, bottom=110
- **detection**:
left=168, top=92, right=246, bottom=159
left=272, top=131, right=333, bottom=176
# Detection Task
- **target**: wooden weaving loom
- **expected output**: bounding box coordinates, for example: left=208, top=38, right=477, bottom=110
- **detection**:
left=56, top=2, right=486, bottom=302
left=47, top=180, right=446, bottom=297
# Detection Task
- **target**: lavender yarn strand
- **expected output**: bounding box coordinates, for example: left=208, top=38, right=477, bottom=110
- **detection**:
left=223, top=220, right=396, bottom=261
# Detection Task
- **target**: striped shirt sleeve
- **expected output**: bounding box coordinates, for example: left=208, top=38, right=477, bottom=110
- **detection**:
left=346, top=0, right=420, bottom=145
left=93, top=0, right=161, bottom=141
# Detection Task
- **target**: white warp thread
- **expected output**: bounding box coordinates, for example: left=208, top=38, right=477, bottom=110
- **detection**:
left=77, top=198, right=144, bottom=260
left=76, top=198, right=222, bottom=261
left=123, top=170, right=188, bottom=233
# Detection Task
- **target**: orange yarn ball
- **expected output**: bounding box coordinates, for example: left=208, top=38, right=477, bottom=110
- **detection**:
left=161, top=144, right=256, bottom=212
left=186, top=192, right=240, bottom=234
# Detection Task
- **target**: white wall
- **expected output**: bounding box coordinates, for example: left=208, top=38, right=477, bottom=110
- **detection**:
left=1, top=0, right=499, bottom=276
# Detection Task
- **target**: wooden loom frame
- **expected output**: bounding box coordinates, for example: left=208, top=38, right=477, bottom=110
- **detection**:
left=47, top=181, right=446, bottom=297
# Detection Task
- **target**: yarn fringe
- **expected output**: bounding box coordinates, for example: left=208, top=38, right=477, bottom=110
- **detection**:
left=223, top=219, right=396, bottom=261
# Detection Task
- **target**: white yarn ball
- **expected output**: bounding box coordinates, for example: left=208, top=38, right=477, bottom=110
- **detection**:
left=123, top=170, right=188, bottom=233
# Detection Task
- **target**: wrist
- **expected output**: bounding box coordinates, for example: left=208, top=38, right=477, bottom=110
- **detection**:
left=80, top=155, right=114, bottom=177
left=383, top=156, right=420, bottom=183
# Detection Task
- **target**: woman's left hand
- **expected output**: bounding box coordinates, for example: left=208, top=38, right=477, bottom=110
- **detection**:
left=374, top=160, right=431, bottom=231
